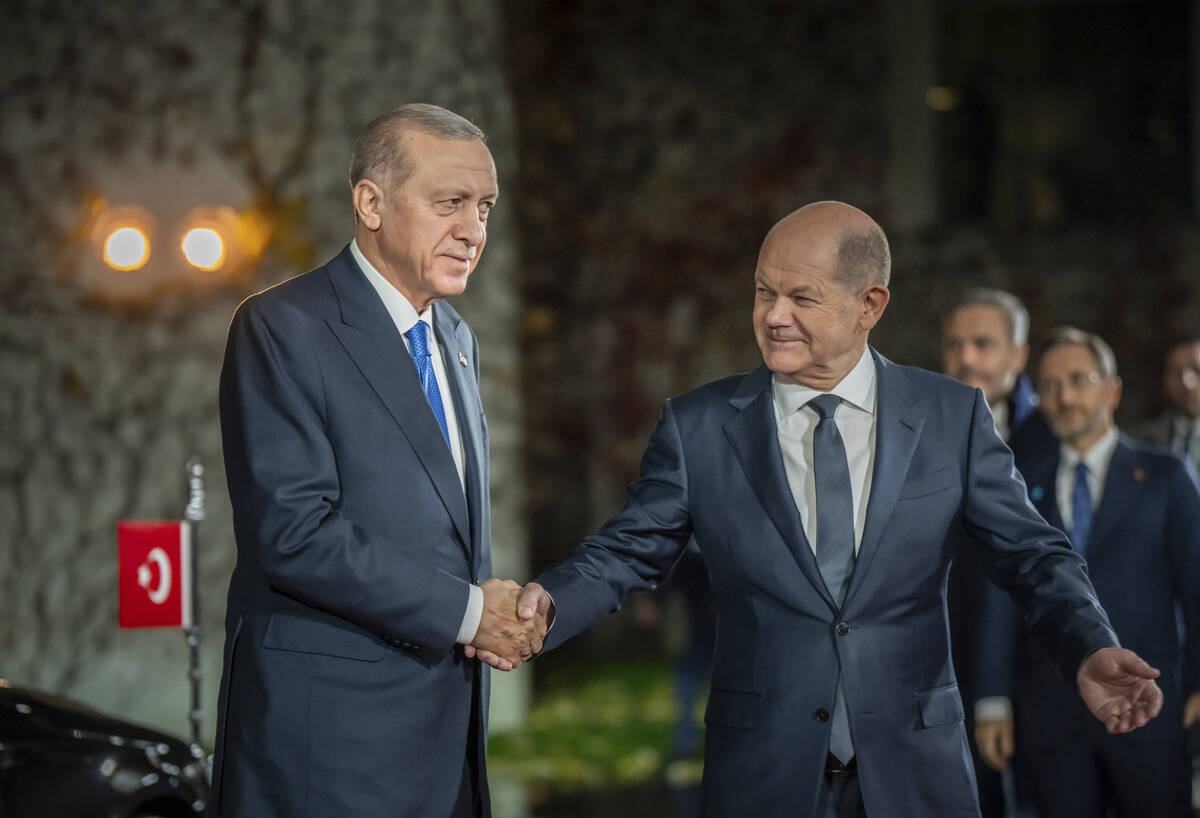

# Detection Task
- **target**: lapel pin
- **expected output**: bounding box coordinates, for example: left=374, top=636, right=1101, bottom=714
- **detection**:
left=1133, top=467, right=1146, bottom=483
left=1030, top=485, right=1044, bottom=501
left=458, top=352, right=468, bottom=366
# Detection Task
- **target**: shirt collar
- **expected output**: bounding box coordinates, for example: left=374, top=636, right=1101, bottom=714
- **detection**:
left=350, top=239, right=432, bottom=333
left=1060, top=424, right=1119, bottom=475
left=772, top=345, right=877, bottom=417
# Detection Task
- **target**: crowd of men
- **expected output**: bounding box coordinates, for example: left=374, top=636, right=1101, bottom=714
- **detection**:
left=942, top=291, right=1200, bottom=818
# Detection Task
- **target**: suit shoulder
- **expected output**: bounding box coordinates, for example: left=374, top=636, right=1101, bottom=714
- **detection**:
left=232, top=264, right=335, bottom=328
left=668, top=371, right=755, bottom=412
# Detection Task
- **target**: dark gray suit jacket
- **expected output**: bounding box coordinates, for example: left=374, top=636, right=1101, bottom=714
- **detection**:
left=535, top=350, right=1117, bottom=818
left=211, top=246, right=492, bottom=817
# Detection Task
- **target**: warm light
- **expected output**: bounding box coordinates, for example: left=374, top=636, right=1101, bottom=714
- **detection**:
left=182, top=227, right=226, bottom=271
left=103, top=227, right=151, bottom=271
left=925, top=86, right=958, bottom=112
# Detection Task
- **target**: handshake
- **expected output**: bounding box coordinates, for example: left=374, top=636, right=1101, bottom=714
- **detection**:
left=463, top=579, right=554, bottom=671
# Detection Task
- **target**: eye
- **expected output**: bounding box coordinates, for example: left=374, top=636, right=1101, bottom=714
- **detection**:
left=478, top=201, right=494, bottom=219
left=755, top=286, right=772, bottom=299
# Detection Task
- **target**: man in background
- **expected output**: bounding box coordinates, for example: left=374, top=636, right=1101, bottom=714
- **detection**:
left=940, top=288, right=1051, bottom=817
left=975, top=326, right=1200, bottom=818
left=1134, top=335, right=1200, bottom=473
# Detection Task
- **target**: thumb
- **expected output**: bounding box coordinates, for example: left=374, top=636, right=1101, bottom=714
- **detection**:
left=1120, top=650, right=1160, bottom=679
left=518, top=582, right=545, bottom=619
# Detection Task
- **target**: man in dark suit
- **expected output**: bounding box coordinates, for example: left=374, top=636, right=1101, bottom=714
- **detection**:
left=975, top=326, right=1200, bottom=818
left=493, top=202, right=1163, bottom=818
left=940, top=287, right=1053, bottom=817
left=1133, top=335, right=1200, bottom=474
left=211, top=104, right=544, bottom=818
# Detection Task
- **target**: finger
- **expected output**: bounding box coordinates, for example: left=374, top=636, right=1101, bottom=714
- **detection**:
left=518, top=583, right=545, bottom=619
left=463, top=644, right=477, bottom=658
left=476, top=649, right=514, bottom=671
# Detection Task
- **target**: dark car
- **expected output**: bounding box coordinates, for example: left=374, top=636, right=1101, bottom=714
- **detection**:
left=0, top=679, right=208, bottom=818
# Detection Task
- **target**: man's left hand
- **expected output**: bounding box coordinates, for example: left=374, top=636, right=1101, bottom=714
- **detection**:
left=1077, top=647, right=1163, bottom=734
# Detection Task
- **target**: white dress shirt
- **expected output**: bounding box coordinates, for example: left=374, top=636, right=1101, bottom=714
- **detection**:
left=350, top=240, right=482, bottom=644
left=989, top=400, right=1011, bottom=443
left=1056, top=426, right=1119, bottom=532
left=772, top=345, right=878, bottom=555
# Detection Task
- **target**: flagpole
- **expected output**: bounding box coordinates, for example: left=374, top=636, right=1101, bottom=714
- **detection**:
left=183, top=458, right=205, bottom=750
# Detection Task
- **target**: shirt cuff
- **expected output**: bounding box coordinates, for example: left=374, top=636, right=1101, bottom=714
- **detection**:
left=456, top=583, right=484, bottom=644
left=975, top=696, right=1012, bottom=722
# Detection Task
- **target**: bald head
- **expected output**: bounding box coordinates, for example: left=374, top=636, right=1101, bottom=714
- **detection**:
left=759, top=201, right=891, bottom=293
left=752, top=201, right=892, bottom=390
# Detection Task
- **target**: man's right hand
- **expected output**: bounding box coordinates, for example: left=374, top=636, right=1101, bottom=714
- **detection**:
left=466, top=579, right=548, bottom=670
left=974, top=717, right=1014, bottom=772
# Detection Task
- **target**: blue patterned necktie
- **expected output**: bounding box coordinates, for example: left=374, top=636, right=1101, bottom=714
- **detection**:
left=1070, top=461, right=1092, bottom=555
left=809, top=393, right=856, bottom=762
left=404, top=321, right=450, bottom=448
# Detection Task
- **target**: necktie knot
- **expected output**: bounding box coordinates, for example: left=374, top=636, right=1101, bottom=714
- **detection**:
left=808, top=394, right=842, bottom=421
left=1074, top=461, right=1089, bottom=482
left=405, top=320, right=431, bottom=359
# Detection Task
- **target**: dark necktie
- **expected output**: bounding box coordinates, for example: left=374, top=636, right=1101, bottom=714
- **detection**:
left=809, top=393, right=856, bottom=762
left=405, top=321, right=451, bottom=448
left=1070, top=461, right=1092, bottom=555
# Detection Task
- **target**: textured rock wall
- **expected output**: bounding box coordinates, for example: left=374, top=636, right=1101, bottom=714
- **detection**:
left=0, top=0, right=525, bottom=741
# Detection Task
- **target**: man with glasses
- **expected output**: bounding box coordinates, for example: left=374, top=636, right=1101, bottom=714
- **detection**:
left=975, top=326, right=1200, bottom=818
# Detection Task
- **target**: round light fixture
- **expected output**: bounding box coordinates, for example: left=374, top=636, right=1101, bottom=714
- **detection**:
left=102, top=226, right=151, bottom=271
left=181, top=227, right=226, bottom=271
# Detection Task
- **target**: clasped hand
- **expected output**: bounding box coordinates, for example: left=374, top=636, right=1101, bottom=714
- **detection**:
left=464, top=579, right=553, bottom=671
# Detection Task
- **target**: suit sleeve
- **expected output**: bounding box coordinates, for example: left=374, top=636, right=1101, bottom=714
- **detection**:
left=535, top=399, right=694, bottom=650
left=1167, top=458, right=1200, bottom=691
left=961, top=389, right=1118, bottom=687
left=219, top=298, right=469, bottom=654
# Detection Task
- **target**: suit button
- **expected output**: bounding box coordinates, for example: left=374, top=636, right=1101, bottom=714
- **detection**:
left=813, top=708, right=830, bottom=723
left=836, top=622, right=851, bottom=636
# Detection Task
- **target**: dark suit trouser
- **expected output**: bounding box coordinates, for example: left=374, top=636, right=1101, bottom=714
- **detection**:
left=1018, top=728, right=1191, bottom=818
left=816, top=769, right=868, bottom=818
left=451, top=667, right=485, bottom=818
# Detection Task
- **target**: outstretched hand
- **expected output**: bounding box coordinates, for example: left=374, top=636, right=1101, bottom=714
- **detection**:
left=463, top=579, right=549, bottom=671
left=1077, top=647, right=1162, bottom=734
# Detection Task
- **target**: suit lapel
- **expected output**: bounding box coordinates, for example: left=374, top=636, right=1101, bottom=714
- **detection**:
left=723, top=366, right=835, bottom=609
left=1086, top=437, right=1138, bottom=561
left=322, top=248, right=472, bottom=555
left=844, top=351, right=923, bottom=608
left=434, top=305, right=487, bottom=574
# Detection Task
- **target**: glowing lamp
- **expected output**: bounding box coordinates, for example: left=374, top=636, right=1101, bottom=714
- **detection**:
left=181, top=227, right=226, bottom=271
left=103, top=226, right=151, bottom=271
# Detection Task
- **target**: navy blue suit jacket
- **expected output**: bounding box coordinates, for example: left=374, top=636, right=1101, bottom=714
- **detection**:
left=978, top=435, right=1200, bottom=748
left=211, top=247, right=492, bottom=817
left=535, top=350, right=1118, bottom=818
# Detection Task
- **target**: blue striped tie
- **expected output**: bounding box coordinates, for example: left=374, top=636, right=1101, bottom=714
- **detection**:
left=809, top=394, right=856, bottom=763
left=405, top=321, right=450, bottom=448
left=1070, top=461, right=1092, bottom=555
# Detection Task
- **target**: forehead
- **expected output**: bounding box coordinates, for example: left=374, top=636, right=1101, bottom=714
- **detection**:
left=404, top=132, right=497, bottom=192
left=1167, top=342, right=1200, bottom=367
left=755, top=231, right=839, bottom=288
left=944, top=304, right=1009, bottom=338
left=1040, top=343, right=1097, bottom=373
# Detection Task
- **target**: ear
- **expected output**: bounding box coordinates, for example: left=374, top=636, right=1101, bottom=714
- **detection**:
left=1107, top=376, right=1123, bottom=411
left=352, top=180, right=385, bottom=231
left=1013, top=343, right=1030, bottom=373
left=858, top=284, right=891, bottom=332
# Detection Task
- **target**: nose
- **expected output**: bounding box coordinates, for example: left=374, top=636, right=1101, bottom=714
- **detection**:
left=764, top=297, right=793, bottom=326
left=453, top=208, right=486, bottom=247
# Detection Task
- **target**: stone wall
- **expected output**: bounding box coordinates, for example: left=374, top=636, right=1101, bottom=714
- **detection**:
left=0, top=0, right=526, bottom=741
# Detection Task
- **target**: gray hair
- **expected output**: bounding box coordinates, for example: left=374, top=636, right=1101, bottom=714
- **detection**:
left=349, top=103, right=486, bottom=194
left=945, top=288, right=1030, bottom=346
left=1034, top=325, right=1119, bottom=380
left=834, top=224, right=891, bottom=290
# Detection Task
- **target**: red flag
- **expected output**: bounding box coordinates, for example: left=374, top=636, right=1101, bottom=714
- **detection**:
left=118, top=520, right=192, bottom=628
